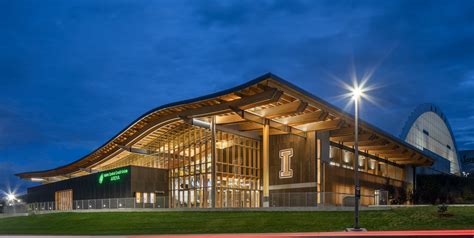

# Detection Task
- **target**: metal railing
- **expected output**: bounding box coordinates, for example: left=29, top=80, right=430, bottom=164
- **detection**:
left=28, top=196, right=169, bottom=211
left=27, top=192, right=389, bottom=211
left=269, top=191, right=389, bottom=207
left=29, top=201, right=55, bottom=211
left=73, top=197, right=168, bottom=209
left=2, top=203, right=27, bottom=214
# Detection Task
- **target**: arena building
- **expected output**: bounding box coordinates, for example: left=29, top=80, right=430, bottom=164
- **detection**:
left=17, top=73, right=434, bottom=210
left=460, top=150, right=474, bottom=175
left=400, top=104, right=461, bottom=175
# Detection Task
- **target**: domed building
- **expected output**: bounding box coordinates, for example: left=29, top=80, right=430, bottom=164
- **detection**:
left=400, top=104, right=461, bottom=175
left=460, top=150, right=474, bottom=175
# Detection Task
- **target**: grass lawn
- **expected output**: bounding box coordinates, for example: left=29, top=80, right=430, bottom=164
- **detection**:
left=1, top=206, right=474, bottom=235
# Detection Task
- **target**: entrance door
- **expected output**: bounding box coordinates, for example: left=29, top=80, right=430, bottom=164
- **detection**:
left=374, top=190, right=387, bottom=205
left=55, top=189, right=73, bottom=210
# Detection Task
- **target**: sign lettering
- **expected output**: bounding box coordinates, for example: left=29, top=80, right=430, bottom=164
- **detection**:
left=279, top=148, right=294, bottom=179
left=98, top=168, right=129, bottom=184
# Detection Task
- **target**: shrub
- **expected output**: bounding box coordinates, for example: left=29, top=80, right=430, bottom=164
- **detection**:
left=438, top=204, right=448, bottom=214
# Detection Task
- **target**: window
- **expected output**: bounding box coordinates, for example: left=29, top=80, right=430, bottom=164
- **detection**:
left=135, top=192, right=141, bottom=203
left=343, top=151, right=352, bottom=163
left=143, top=193, right=148, bottom=203
left=369, top=160, right=376, bottom=170
left=358, top=156, right=365, bottom=167
left=150, top=193, right=155, bottom=204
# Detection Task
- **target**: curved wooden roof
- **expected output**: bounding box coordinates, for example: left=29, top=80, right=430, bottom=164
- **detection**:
left=16, top=73, right=433, bottom=179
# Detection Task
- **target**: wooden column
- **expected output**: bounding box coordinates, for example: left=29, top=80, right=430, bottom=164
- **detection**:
left=412, top=165, right=417, bottom=200
left=364, top=154, right=369, bottom=173
left=316, top=134, right=321, bottom=204
left=317, top=131, right=330, bottom=206
left=375, top=161, right=380, bottom=175
left=262, top=120, right=270, bottom=207
left=210, top=116, right=217, bottom=208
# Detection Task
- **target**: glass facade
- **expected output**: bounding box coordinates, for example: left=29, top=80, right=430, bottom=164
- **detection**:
left=95, top=123, right=261, bottom=208
left=405, top=112, right=459, bottom=174
left=166, top=126, right=213, bottom=208
left=216, top=131, right=261, bottom=208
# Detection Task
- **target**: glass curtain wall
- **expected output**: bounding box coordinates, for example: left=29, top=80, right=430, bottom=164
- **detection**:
left=97, top=123, right=262, bottom=208
left=216, top=131, right=261, bottom=208
left=161, top=125, right=212, bottom=208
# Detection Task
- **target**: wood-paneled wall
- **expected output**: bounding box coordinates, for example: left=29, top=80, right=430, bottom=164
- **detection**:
left=269, top=133, right=316, bottom=193
left=55, top=189, right=72, bottom=211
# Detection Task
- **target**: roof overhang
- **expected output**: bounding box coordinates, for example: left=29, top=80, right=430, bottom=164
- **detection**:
left=16, top=73, right=434, bottom=179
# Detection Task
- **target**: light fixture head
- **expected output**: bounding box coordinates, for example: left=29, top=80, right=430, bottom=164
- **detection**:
left=6, top=193, right=16, bottom=201
left=352, top=86, right=364, bottom=100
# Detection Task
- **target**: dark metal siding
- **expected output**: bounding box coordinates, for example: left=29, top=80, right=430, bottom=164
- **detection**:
left=27, top=166, right=168, bottom=203
left=131, top=166, right=169, bottom=197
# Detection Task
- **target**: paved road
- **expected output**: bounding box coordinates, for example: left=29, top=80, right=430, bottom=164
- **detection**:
left=2, top=230, right=474, bottom=238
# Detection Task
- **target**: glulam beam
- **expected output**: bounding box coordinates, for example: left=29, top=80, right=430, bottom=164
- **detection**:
left=330, top=133, right=375, bottom=143
left=366, top=145, right=400, bottom=153
left=278, top=110, right=328, bottom=126
left=295, top=119, right=343, bottom=132
left=256, top=100, right=308, bottom=118
left=329, top=127, right=356, bottom=137
left=128, top=88, right=284, bottom=147
left=238, top=122, right=264, bottom=131
left=382, top=154, right=412, bottom=159
left=230, top=107, right=306, bottom=137
left=344, top=138, right=388, bottom=147
left=216, top=114, right=246, bottom=124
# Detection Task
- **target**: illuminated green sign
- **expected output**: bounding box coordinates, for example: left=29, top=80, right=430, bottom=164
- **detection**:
left=98, top=168, right=129, bottom=184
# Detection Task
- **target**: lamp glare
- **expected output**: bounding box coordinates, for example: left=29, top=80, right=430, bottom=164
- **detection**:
left=6, top=193, right=16, bottom=201
left=352, top=87, right=363, bottom=100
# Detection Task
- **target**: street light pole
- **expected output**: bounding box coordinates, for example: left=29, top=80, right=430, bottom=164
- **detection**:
left=353, top=95, right=360, bottom=229
left=345, top=85, right=367, bottom=232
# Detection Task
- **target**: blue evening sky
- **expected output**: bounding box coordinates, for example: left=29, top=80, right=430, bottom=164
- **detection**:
left=1, top=0, right=474, bottom=194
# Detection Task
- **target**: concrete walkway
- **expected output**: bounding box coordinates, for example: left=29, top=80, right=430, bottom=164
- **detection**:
left=0, top=213, right=28, bottom=219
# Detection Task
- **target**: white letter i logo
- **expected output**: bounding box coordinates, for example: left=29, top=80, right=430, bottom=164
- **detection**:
left=279, top=148, right=293, bottom=178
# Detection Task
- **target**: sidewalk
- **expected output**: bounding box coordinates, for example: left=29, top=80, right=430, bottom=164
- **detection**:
left=0, top=213, right=28, bottom=219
